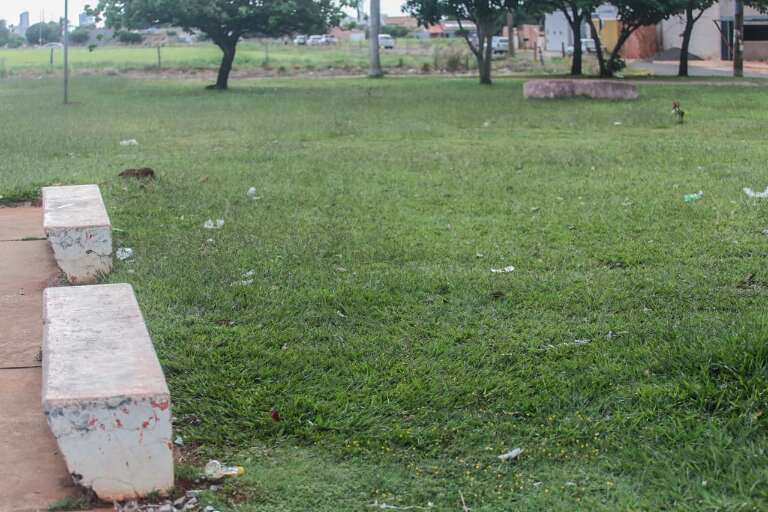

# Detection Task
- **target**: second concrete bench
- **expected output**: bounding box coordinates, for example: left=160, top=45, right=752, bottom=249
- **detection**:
left=42, top=283, right=173, bottom=501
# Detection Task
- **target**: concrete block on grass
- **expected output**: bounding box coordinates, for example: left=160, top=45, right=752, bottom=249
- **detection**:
left=42, top=284, right=173, bottom=501
left=523, top=79, right=639, bottom=100
left=43, top=185, right=112, bottom=284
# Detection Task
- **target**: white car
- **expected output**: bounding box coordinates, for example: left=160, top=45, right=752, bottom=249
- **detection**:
left=378, top=34, right=395, bottom=49
left=307, top=35, right=324, bottom=46
left=491, top=36, right=509, bottom=54
left=321, top=35, right=337, bottom=45
left=294, top=35, right=307, bottom=45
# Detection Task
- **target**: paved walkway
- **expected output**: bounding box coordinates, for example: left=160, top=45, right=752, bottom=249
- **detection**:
left=0, top=207, right=76, bottom=512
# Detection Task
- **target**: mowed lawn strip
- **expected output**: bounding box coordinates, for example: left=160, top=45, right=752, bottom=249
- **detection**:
left=1, top=77, right=767, bottom=510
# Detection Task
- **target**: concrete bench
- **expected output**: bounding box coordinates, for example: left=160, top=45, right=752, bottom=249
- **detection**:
left=42, top=283, right=173, bottom=501
left=523, top=79, right=639, bottom=100
left=43, top=185, right=113, bottom=284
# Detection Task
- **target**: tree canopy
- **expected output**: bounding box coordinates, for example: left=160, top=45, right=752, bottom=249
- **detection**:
left=25, top=22, right=62, bottom=45
left=92, top=0, right=346, bottom=89
left=406, top=0, right=515, bottom=84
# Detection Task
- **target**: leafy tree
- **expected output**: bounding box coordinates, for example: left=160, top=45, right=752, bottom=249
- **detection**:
left=69, top=27, right=92, bottom=45
left=7, top=34, right=25, bottom=48
left=92, top=0, right=345, bottom=89
left=588, top=0, right=678, bottom=76
left=116, top=30, right=144, bottom=44
left=26, top=22, right=62, bottom=45
left=673, top=0, right=713, bottom=76
left=532, top=0, right=598, bottom=75
left=0, top=20, right=10, bottom=47
left=406, top=0, right=514, bottom=84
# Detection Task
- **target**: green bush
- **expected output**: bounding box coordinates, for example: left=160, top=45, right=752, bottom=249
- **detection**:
left=6, top=34, right=24, bottom=48
left=69, top=28, right=91, bottom=45
left=116, top=31, right=144, bottom=45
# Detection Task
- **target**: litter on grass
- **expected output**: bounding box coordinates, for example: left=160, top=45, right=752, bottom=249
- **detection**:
left=743, top=187, right=768, bottom=199
left=684, top=191, right=704, bottom=203
left=203, top=218, right=225, bottom=229
left=247, top=187, right=260, bottom=199
left=174, top=435, right=184, bottom=447
left=116, top=247, right=134, bottom=261
left=367, top=501, right=434, bottom=510
left=204, top=460, right=245, bottom=480
left=490, top=266, right=515, bottom=273
left=498, top=448, right=524, bottom=462
left=540, top=339, right=591, bottom=351
left=119, top=139, right=138, bottom=146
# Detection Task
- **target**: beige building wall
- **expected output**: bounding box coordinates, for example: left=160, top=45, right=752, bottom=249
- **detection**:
left=660, top=4, right=722, bottom=59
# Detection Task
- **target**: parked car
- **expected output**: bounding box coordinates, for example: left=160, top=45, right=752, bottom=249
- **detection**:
left=321, top=35, right=337, bottom=45
left=491, top=36, right=509, bottom=54
left=307, top=35, right=324, bottom=46
left=293, top=35, right=307, bottom=45
left=378, top=34, right=395, bottom=49
left=566, top=38, right=597, bottom=55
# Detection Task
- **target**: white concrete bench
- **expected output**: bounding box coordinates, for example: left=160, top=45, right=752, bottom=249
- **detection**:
left=42, top=283, right=173, bottom=501
left=43, top=185, right=112, bottom=284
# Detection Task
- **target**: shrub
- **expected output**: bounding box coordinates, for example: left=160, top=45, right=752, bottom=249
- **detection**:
left=6, top=34, right=24, bottom=48
left=117, top=31, right=144, bottom=45
left=69, top=28, right=91, bottom=45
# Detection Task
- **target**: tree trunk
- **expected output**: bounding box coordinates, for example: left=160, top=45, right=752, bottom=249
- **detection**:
left=734, top=0, right=744, bottom=77
left=507, top=10, right=515, bottom=57
left=679, top=7, right=694, bottom=76
left=368, top=0, right=383, bottom=77
left=474, top=26, right=493, bottom=85
left=587, top=18, right=608, bottom=76
left=569, top=13, right=583, bottom=75
left=214, top=40, right=237, bottom=90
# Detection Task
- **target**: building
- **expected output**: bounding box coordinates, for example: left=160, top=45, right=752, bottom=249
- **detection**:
left=660, top=0, right=768, bottom=60
left=17, top=11, right=29, bottom=36
left=544, top=4, right=656, bottom=58
left=79, top=12, right=95, bottom=27
left=383, top=16, right=419, bottom=29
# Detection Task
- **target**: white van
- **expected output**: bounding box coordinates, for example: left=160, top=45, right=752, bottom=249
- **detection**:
left=378, top=34, right=395, bottom=49
left=491, top=36, right=509, bottom=54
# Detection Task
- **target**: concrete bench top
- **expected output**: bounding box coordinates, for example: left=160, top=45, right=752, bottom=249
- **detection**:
left=42, top=283, right=168, bottom=405
left=43, top=185, right=111, bottom=230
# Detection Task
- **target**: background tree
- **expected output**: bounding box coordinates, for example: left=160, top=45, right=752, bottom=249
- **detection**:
left=532, top=0, right=598, bottom=75
left=369, top=0, right=384, bottom=77
left=0, top=20, right=10, bottom=47
left=69, top=27, right=92, bottom=45
left=92, top=0, right=345, bottom=89
left=406, top=0, right=514, bottom=84
left=25, top=22, right=62, bottom=45
left=588, top=0, right=678, bottom=76
left=671, top=0, right=714, bottom=75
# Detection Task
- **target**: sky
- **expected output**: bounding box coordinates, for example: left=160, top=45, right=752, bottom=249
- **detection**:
left=0, top=0, right=406, bottom=26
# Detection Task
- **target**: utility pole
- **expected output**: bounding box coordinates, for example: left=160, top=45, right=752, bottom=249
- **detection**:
left=368, top=0, right=383, bottom=77
left=734, top=0, right=744, bottom=77
left=64, top=0, right=70, bottom=104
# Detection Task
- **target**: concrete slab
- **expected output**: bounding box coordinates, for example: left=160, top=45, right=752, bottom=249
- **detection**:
left=523, top=79, right=639, bottom=100
left=0, top=240, right=60, bottom=369
left=42, top=185, right=112, bottom=284
left=0, top=368, right=76, bottom=512
left=0, top=240, right=61, bottom=291
left=43, top=283, right=173, bottom=501
left=0, top=207, right=45, bottom=241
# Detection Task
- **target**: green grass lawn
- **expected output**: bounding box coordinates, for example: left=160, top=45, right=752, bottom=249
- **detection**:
left=2, top=76, right=768, bottom=511
left=0, top=42, right=570, bottom=77
left=0, top=41, right=457, bottom=73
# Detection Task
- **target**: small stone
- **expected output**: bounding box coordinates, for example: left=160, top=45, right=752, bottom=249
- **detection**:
left=204, top=507, right=215, bottom=512
left=209, top=485, right=220, bottom=492
left=174, top=497, right=187, bottom=508
left=159, top=505, right=173, bottom=512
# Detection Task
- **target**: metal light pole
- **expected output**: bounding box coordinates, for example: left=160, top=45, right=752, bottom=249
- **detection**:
left=734, top=0, right=744, bottom=77
left=64, top=0, right=70, bottom=104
